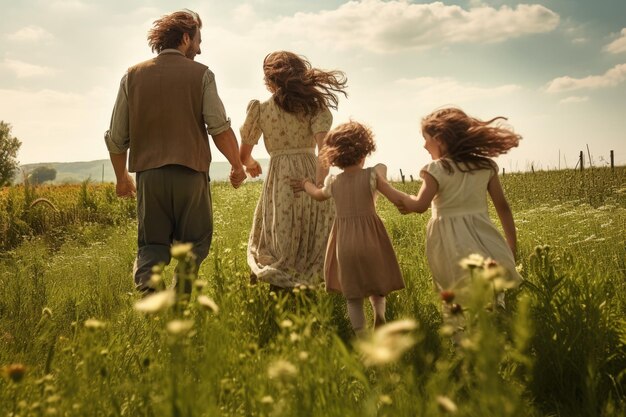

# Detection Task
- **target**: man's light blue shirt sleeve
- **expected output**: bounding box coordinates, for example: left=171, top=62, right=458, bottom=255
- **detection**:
left=202, top=69, right=231, bottom=136
left=104, top=73, right=130, bottom=153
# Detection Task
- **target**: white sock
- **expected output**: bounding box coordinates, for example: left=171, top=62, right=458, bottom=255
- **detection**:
left=369, top=295, right=386, bottom=325
left=346, top=298, right=366, bottom=331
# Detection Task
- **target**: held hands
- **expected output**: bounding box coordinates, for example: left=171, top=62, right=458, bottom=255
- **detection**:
left=116, top=172, right=136, bottom=198
left=394, top=195, right=418, bottom=215
left=290, top=178, right=310, bottom=193
left=229, top=166, right=247, bottom=189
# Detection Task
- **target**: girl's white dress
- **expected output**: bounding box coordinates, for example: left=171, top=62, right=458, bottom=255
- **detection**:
left=422, top=159, right=522, bottom=291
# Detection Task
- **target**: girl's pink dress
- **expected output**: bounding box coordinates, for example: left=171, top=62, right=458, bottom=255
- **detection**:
left=322, top=165, right=405, bottom=298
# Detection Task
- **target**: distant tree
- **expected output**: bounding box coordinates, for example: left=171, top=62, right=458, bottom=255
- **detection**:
left=0, top=121, right=22, bottom=187
left=29, top=166, right=57, bottom=184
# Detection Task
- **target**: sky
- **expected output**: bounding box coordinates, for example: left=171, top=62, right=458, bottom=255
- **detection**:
left=1, top=0, right=625, bottom=179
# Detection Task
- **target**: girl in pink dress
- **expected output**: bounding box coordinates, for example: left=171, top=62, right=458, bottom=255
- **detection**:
left=292, top=121, right=405, bottom=335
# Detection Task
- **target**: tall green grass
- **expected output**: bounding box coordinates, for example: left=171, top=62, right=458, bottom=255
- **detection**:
left=0, top=167, right=625, bottom=416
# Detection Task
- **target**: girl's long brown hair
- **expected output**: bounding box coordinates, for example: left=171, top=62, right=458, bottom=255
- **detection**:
left=263, top=51, right=347, bottom=116
left=147, top=10, right=202, bottom=53
left=422, top=107, right=521, bottom=173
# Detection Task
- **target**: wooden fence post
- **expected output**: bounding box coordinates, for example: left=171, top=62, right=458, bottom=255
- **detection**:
left=409, top=175, right=414, bottom=182
left=579, top=151, right=584, bottom=172
left=610, top=150, right=614, bottom=171
left=399, top=169, right=405, bottom=184
left=502, top=167, right=505, bottom=176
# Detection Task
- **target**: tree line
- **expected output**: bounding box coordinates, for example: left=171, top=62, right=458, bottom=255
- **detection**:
left=0, top=121, right=57, bottom=186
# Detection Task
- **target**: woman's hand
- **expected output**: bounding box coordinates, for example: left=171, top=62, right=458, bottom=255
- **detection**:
left=244, top=158, right=262, bottom=178
left=290, top=178, right=309, bottom=193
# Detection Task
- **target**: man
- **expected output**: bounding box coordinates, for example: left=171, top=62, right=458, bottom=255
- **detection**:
left=104, top=9, right=246, bottom=293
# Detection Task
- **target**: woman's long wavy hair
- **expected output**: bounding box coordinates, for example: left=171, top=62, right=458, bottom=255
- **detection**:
left=422, top=107, right=521, bottom=173
left=147, top=9, right=202, bottom=53
left=319, top=121, right=376, bottom=169
left=263, top=51, right=348, bottom=116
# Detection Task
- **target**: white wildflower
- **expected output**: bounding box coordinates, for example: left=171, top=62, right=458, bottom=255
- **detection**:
left=166, top=320, right=193, bottom=335
left=171, top=243, right=193, bottom=260
left=279, top=319, right=293, bottom=328
left=459, top=254, right=485, bottom=270
left=492, top=277, right=518, bottom=292
left=436, top=395, right=458, bottom=413
left=84, top=319, right=106, bottom=330
left=379, top=395, right=393, bottom=405
left=357, top=319, right=418, bottom=367
left=197, top=295, right=219, bottom=313
left=148, top=274, right=162, bottom=288
left=134, top=290, right=176, bottom=314
left=267, top=359, right=297, bottom=380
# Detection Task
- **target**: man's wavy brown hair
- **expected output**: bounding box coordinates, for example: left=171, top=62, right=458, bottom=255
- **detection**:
left=263, top=51, right=347, bottom=116
left=421, top=107, right=521, bottom=173
left=147, top=9, right=202, bottom=53
left=320, top=121, right=376, bottom=169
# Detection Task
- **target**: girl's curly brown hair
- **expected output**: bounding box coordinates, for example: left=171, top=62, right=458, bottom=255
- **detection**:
left=147, top=9, right=202, bottom=53
left=263, top=51, right=348, bottom=116
left=320, top=121, right=376, bottom=169
left=422, top=107, right=521, bottom=173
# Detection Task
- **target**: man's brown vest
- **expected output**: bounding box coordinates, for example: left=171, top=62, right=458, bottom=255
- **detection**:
left=127, top=51, right=211, bottom=173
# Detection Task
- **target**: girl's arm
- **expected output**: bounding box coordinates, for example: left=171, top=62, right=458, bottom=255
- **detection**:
left=488, top=174, right=517, bottom=257
left=314, top=132, right=329, bottom=186
left=374, top=165, right=410, bottom=206
left=290, top=178, right=330, bottom=201
left=396, top=172, right=438, bottom=214
left=239, top=143, right=262, bottom=178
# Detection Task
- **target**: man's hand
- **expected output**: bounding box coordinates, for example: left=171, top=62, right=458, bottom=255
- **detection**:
left=116, top=172, right=136, bottom=198
left=230, top=166, right=246, bottom=188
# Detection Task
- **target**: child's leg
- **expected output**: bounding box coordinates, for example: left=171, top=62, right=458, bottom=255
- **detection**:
left=346, top=298, right=366, bottom=334
left=369, top=295, right=386, bottom=328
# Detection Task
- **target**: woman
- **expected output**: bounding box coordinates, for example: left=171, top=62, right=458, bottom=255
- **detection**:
left=240, top=51, right=347, bottom=288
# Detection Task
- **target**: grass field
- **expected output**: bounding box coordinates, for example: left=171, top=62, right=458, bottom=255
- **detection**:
left=1, top=167, right=625, bottom=417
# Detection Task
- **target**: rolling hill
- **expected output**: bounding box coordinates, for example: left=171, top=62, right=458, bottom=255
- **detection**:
left=17, top=159, right=270, bottom=184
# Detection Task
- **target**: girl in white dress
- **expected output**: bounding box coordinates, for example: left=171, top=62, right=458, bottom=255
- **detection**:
left=397, top=107, right=522, bottom=302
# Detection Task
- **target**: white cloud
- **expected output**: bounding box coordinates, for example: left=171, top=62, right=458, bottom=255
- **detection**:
left=233, top=4, right=256, bottom=24
left=2, top=58, right=56, bottom=78
left=396, top=76, right=522, bottom=103
left=546, top=63, right=626, bottom=93
left=559, top=96, right=589, bottom=104
left=605, top=28, right=626, bottom=54
left=256, top=0, right=559, bottom=53
left=7, top=25, right=54, bottom=42
left=49, top=0, right=90, bottom=11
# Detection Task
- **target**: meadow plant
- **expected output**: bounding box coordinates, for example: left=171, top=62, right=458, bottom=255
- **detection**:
left=0, top=168, right=625, bottom=416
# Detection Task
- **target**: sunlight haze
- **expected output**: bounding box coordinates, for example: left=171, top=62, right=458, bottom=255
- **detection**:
left=1, top=0, right=625, bottom=179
